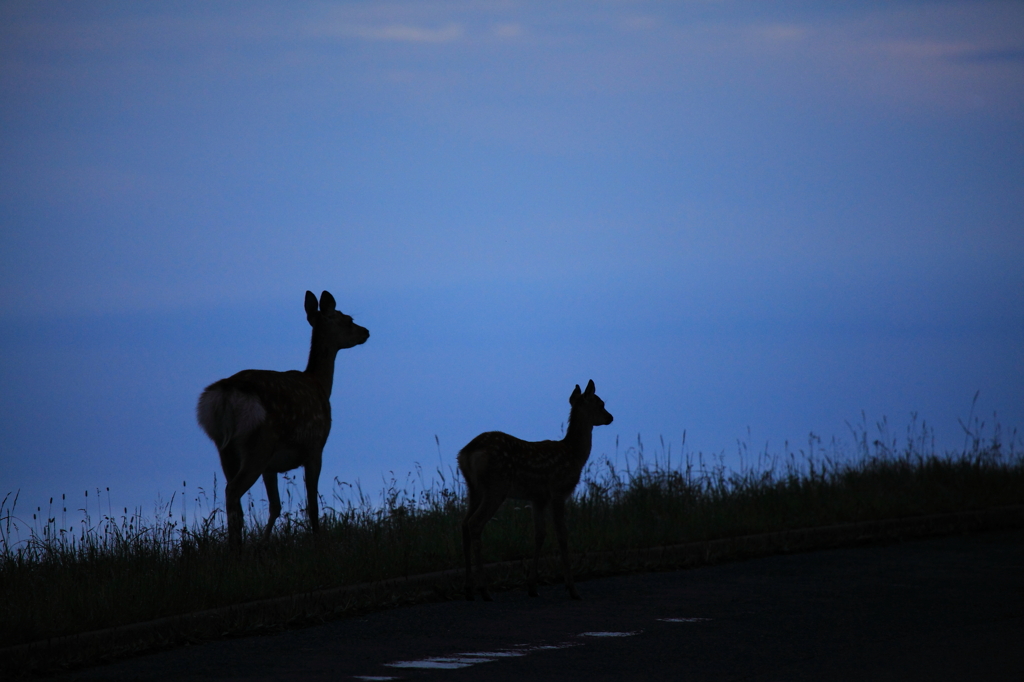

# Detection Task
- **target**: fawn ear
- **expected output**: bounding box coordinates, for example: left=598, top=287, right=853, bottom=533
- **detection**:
left=570, top=384, right=582, bottom=405
left=305, top=290, right=319, bottom=325
left=585, top=379, right=596, bottom=395
left=319, top=290, right=337, bottom=313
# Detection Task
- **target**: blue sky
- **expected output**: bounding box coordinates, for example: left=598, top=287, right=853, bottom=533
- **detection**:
left=1, top=1, right=1022, bottom=524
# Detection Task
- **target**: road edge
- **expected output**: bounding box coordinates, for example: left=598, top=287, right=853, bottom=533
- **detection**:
left=6, top=504, right=1023, bottom=677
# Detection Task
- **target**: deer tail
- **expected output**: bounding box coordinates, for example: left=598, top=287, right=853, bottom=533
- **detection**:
left=197, top=386, right=267, bottom=450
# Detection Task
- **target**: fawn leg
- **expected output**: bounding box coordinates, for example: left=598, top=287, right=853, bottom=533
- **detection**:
left=530, top=498, right=549, bottom=597
left=552, top=496, right=580, bottom=600
left=472, top=533, right=490, bottom=601
left=462, top=522, right=476, bottom=600
left=262, top=472, right=281, bottom=542
left=462, top=486, right=482, bottom=600
left=466, top=492, right=505, bottom=602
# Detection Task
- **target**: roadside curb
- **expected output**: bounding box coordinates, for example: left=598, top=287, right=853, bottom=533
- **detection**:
left=6, top=504, right=1023, bottom=677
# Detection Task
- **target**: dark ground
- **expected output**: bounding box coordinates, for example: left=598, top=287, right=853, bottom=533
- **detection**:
left=51, top=528, right=1024, bottom=681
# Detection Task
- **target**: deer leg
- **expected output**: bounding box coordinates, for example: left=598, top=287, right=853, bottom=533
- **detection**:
left=551, top=496, right=580, bottom=600
left=262, top=472, right=281, bottom=543
left=529, top=498, right=549, bottom=597
left=466, top=493, right=506, bottom=602
left=218, top=445, right=241, bottom=482
left=225, top=465, right=265, bottom=548
left=462, top=486, right=482, bottom=600
left=303, top=453, right=323, bottom=535
left=225, top=432, right=276, bottom=548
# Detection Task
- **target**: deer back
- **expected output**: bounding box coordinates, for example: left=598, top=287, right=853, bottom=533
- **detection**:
left=198, top=369, right=331, bottom=450
left=461, top=432, right=587, bottom=499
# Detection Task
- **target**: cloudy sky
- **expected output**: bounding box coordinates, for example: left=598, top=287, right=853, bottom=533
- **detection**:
left=1, top=1, right=1021, bottom=524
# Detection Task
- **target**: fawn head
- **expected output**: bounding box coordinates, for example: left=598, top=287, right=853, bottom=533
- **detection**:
left=569, top=379, right=613, bottom=426
left=305, top=290, right=370, bottom=350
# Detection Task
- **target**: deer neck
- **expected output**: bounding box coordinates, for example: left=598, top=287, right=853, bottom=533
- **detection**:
left=563, top=412, right=594, bottom=461
left=304, top=326, right=338, bottom=398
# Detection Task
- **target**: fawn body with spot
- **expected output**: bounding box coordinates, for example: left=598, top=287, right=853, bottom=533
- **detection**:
left=197, top=290, right=369, bottom=547
left=458, top=379, right=613, bottom=601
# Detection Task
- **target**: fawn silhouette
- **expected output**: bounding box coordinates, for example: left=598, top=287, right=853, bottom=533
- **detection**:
left=458, top=379, right=613, bottom=600
left=197, top=290, right=369, bottom=547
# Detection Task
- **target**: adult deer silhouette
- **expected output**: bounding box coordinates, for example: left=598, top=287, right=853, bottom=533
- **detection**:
left=458, top=379, right=613, bottom=601
left=197, top=291, right=369, bottom=547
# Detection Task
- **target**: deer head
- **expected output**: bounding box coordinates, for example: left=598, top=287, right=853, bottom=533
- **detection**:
left=305, top=290, right=370, bottom=351
left=569, top=379, right=614, bottom=427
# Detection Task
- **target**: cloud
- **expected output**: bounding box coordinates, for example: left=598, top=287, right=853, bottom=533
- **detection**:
left=621, top=16, right=658, bottom=31
left=875, top=39, right=981, bottom=60
left=948, top=47, right=1024, bottom=64
left=748, top=23, right=807, bottom=42
left=314, top=21, right=464, bottom=44
left=492, top=23, right=523, bottom=39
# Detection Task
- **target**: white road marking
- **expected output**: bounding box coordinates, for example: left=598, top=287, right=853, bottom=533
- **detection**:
left=380, top=643, right=580, bottom=673
left=386, top=657, right=484, bottom=669
left=370, top=617, right=710, bottom=677
left=658, top=617, right=711, bottom=623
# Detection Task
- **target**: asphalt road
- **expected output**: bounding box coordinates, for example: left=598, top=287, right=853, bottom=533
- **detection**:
left=54, top=528, right=1023, bottom=681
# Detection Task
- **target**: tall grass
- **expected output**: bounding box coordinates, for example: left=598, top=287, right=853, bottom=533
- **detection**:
left=2, top=416, right=1021, bottom=649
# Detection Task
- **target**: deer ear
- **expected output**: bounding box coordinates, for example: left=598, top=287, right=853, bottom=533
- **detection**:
left=585, top=379, right=596, bottom=395
left=319, top=290, right=337, bottom=313
left=305, top=291, right=319, bottom=325
left=570, top=384, right=582, bottom=405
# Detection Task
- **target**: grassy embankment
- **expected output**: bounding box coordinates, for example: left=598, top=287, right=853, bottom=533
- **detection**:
left=1, top=416, right=1021, bottom=650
